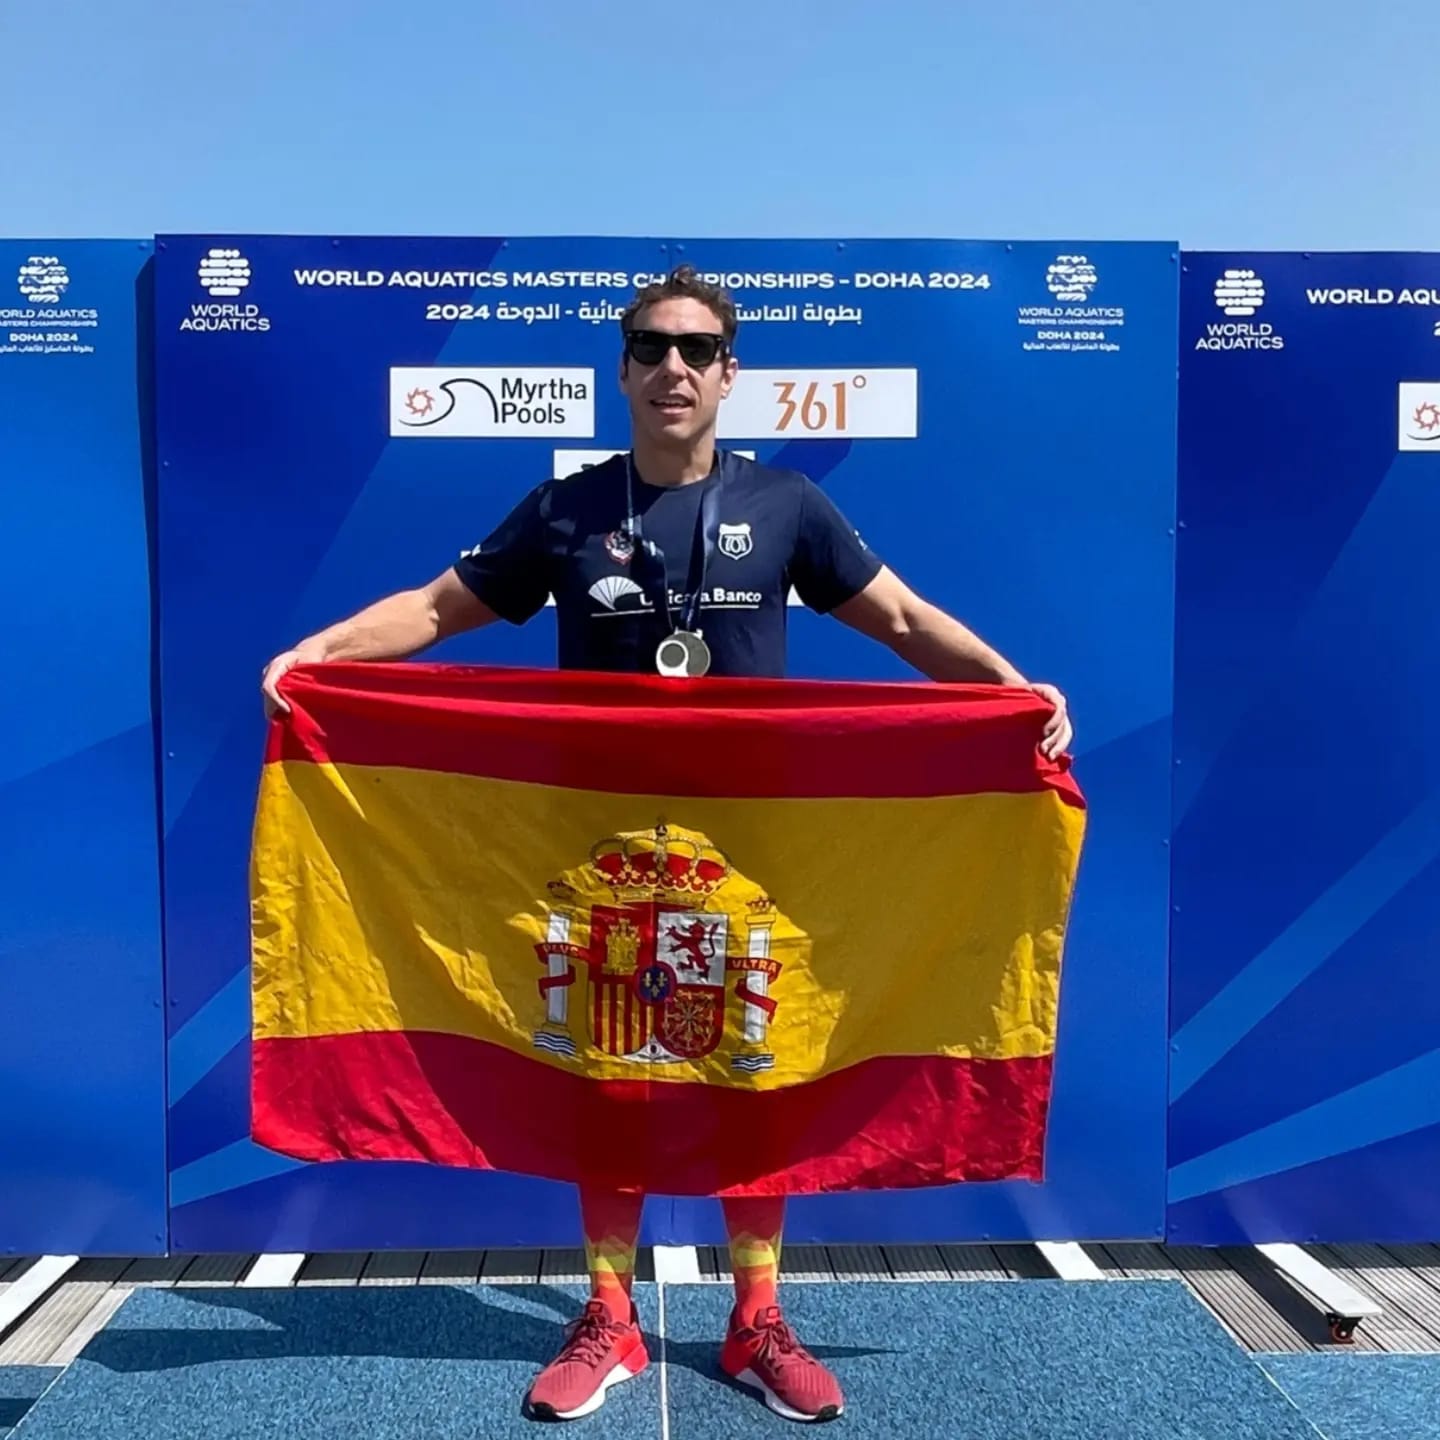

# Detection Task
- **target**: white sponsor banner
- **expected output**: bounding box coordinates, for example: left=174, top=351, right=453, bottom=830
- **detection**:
left=1398, top=382, right=1440, bottom=452
left=390, top=367, right=594, bottom=437
left=717, top=367, right=918, bottom=439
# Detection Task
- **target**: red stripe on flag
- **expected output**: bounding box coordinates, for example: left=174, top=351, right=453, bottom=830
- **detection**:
left=252, top=1031, right=1054, bottom=1194
left=267, top=662, right=1082, bottom=805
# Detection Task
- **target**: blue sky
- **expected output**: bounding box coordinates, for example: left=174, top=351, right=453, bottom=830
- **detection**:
left=3, top=0, right=1436, bottom=250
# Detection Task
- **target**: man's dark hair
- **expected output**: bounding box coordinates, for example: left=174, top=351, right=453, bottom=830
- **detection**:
left=620, top=264, right=738, bottom=346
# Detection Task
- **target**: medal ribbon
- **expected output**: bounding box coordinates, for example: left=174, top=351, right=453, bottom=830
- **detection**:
left=625, top=453, right=723, bottom=637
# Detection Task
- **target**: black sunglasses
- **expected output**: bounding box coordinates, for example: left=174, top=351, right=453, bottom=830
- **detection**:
left=623, top=329, right=728, bottom=369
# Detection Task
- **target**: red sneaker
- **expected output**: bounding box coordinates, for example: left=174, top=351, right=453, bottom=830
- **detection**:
left=719, top=1304, right=845, bottom=1422
left=524, top=1299, right=649, bottom=1421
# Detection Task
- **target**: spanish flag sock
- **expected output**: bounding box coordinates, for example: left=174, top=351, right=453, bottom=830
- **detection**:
left=579, top=1184, right=644, bottom=1324
left=722, top=1196, right=786, bottom=1325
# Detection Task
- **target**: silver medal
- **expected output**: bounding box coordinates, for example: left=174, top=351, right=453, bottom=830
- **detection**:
left=656, top=631, right=711, bottom=678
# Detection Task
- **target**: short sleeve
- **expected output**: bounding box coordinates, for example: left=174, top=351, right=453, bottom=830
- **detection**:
left=788, top=478, right=883, bottom=614
left=453, top=482, right=552, bottom=624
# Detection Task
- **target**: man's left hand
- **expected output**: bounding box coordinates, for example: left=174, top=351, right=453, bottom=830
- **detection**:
left=1028, top=683, right=1073, bottom=760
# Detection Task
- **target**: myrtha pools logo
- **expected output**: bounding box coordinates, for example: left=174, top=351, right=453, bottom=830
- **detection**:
left=390, top=367, right=594, bottom=437
left=1399, top=383, right=1440, bottom=451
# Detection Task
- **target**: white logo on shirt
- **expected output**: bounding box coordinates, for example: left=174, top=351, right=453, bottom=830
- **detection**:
left=588, top=576, right=643, bottom=610
left=585, top=577, right=763, bottom=618
left=718, top=522, right=753, bottom=559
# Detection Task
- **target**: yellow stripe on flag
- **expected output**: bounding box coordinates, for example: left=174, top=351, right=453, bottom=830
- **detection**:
left=251, top=758, right=1083, bottom=1090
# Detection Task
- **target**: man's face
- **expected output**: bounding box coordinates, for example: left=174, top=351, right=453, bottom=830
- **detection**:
left=619, top=297, right=738, bottom=447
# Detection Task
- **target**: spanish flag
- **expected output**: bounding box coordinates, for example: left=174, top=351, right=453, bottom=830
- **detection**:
left=250, top=663, right=1085, bottom=1195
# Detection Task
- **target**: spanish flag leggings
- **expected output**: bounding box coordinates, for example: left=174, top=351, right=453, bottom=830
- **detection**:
left=580, top=1185, right=784, bottom=1325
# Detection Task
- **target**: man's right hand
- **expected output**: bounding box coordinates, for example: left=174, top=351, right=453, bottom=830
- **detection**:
left=258, top=572, right=497, bottom=718
left=261, top=642, right=324, bottom=717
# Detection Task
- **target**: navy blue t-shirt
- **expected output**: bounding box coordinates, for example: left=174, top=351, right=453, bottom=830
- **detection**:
left=453, top=451, right=881, bottom=677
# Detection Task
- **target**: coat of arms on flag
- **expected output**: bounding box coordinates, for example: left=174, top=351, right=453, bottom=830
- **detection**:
left=532, top=822, right=787, bottom=1073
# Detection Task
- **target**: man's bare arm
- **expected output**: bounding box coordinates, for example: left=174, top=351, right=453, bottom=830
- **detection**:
left=261, top=568, right=498, bottom=714
left=832, top=567, right=1026, bottom=682
left=831, top=566, right=1073, bottom=756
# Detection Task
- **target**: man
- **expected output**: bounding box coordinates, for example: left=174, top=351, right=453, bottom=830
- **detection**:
left=261, top=265, right=1072, bottom=1424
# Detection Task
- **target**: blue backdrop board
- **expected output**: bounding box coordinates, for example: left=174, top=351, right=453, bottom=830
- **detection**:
left=0, top=239, right=167, bottom=1255
left=1170, top=252, right=1440, bottom=1242
left=154, top=235, right=1177, bottom=1252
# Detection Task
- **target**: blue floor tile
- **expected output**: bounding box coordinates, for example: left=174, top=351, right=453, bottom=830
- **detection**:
left=1261, top=1353, right=1440, bottom=1440
left=0, top=1365, right=61, bottom=1438
left=14, top=1284, right=662, bottom=1438
left=663, top=1279, right=1321, bottom=1439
